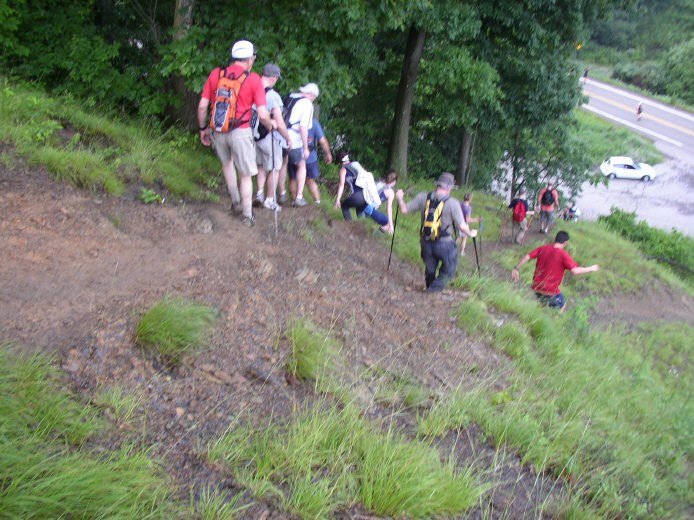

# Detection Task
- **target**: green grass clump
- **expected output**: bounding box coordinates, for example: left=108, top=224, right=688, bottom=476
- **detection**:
left=135, top=296, right=218, bottom=365
left=209, top=403, right=483, bottom=519
left=456, top=297, right=494, bottom=335
left=0, top=349, right=174, bottom=519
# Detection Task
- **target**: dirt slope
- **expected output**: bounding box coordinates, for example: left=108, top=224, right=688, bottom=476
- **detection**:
left=1, top=155, right=691, bottom=518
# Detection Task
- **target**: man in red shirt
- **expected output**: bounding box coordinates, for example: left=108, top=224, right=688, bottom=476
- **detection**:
left=511, top=231, right=599, bottom=311
left=197, top=40, right=271, bottom=226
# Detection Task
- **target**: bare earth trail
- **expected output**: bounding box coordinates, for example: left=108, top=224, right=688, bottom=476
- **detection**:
left=2, top=157, right=692, bottom=518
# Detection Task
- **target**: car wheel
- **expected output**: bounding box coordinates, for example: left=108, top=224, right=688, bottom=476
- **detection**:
left=609, top=173, right=617, bottom=180
left=641, top=175, right=651, bottom=182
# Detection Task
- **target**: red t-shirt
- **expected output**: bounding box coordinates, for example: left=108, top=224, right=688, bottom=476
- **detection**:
left=200, top=64, right=266, bottom=129
left=528, top=244, right=578, bottom=295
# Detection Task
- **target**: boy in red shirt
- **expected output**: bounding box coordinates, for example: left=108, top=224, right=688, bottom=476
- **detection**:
left=511, top=231, right=599, bottom=311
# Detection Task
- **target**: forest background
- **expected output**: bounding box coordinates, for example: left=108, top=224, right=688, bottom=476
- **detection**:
left=1, top=0, right=693, bottom=197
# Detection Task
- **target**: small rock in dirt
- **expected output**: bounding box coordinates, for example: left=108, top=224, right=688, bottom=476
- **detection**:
left=175, top=407, right=185, bottom=417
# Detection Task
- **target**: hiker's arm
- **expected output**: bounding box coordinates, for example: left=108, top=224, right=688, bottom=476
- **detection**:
left=511, top=254, right=531, bottom=281
left=271, top=106, right=291, bottom=148
left=197, top=98, right=211, bottom=147
left=571, top=265, right=599, bottom=276
left=334, top=167, right=346, bottom=208
left=459, top=221, right=477, bottom=238
left=395, top=189, right=410, bottom=214
left=300, top=125, right=310, bottom=160
left=318, top=136, right=332, bottom=164
left=385, top=188, right=395, bottom=230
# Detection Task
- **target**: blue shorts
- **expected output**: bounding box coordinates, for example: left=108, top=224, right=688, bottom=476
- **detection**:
left=288, top=160, right=320, bottom=181
left=535, top=292, right=565, bottom=309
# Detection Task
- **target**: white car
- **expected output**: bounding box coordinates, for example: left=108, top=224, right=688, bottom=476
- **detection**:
left=600, top=156, right=656, bottom=181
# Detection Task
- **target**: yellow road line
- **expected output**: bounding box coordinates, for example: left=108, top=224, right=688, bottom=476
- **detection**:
left=586, top=90, right=694, bottom=138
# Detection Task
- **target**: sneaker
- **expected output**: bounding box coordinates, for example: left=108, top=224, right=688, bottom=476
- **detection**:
left=293, top=197, right=307, bottom=207
left=241, top=214, right=256, bottom=227
left=253, top=192, right=265, bottom=207
left=315, top=200, right=321, bottom=205
left=263, top=198, right=280, bottom=211
left=278, top=192, right=288, bottom=205
left=230, top=202, right=242, bottom=215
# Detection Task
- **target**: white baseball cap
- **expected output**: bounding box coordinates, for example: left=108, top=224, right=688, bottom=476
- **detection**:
left=231, top=40, right=255, bottom=59
left=299, top=82, right=320, bottom=97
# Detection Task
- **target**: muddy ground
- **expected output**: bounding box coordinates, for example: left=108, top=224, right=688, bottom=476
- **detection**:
left=2, top=153, right=693, bottom=519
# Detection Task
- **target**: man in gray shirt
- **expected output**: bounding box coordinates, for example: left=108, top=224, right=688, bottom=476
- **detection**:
left=395, top=172, right=477, bottom=292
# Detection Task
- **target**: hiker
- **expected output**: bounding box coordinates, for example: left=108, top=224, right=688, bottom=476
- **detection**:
left=458, top=192, right=479, bottom=256
left=254, top=63, right=292, bottom=211
left=561, top=202, right=580, bottom=222
left=198, top=39, right=270, bottom=226
left=511, top=230, right=599, bottom=311
left=284, top=83, right=320, bottom=207
left=395, top=172, right=477, bottom=292
left=508, top=187, right=531, bottom=244
left=376, top=169, right=398, bottom=234
left=537, top=181, right=560, bottom=235
left=288, top=115, right=332, bottom=205
left=335, top=152, right=393, bottom=233
left=636, top=101, right=643, bottom=121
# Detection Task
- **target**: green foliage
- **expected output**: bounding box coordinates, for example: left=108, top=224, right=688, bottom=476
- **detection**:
left=664, top=37, right=694, bottom=104
left=209, top=403, right=483, bottom=519
left=0, top=349, right=174, bottom=519
left=599, top=208, right=694, bottom=284
left=135, top=296, right=218, bottom=366
left=140, top=187, right=164, bottom=204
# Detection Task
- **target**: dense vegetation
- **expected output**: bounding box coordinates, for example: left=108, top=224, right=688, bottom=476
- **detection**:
left=584, top=0, right=694, bottom=104
left=1, top=0, right=621, bottom=197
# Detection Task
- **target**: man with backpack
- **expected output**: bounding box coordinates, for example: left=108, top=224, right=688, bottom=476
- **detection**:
left=197, top=40, right=271, bottom=226
left=537, top=181, right=560, bottom=235
left=253, top=63, right=292, bottom=211
left=283, top=83, right=320, bottom=207
left=509, top=187, right=531, bottom=244
left=395, top=173, right=477, bottom=293
left=511, top=230, right=599, bottom=312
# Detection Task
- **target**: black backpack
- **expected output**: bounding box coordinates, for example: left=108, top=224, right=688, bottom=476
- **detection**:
left=421, top=194, right=449, bottom=241
left=281, top=93, right=304, bottom=130
left=250, top=87, right=272, bottom=142
left=541, top=189, right=555, bottom=206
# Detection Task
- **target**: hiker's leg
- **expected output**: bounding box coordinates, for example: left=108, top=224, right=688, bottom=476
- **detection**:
left=428, top=240, right=458, bottom=291
left=222, top=160, right=240, bottom=207
left=211, top=132, right=240, bottom=207
left=278, top=152, right=288, bottom=203
left=460, top=235, right=468, bottom=254
left=305, top=161, right=321, bottom=203
left=420, top=242, right=438, bottom=289
left=342, top=192, right=365, bottom=220
left=369, top=208, right=388, bottom=226
left=230, top=128, right=258, bottom=219
left=295, top=160, right=307, bottom=201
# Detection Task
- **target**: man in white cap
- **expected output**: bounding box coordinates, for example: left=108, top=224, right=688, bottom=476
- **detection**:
left=254, top=63, right=292, bottom=211
left=284, top=82, right=319, bottom=207
left=395, top=172, right=477, bottom=292
left=197, top=39, right=271, bottom=226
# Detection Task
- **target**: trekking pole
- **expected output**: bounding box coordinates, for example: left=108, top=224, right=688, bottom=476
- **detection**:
left=271, top=131, right=279, bottom=238
left=387, top=204, right=399, bottom=271
left=472, top=236, right=481, bottom=276
left=498, top=210, right=508, bottom=243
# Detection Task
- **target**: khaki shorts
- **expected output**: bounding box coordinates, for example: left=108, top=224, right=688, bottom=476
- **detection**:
left=211, top=127, right=257, bottom=177
left=255, top=134, right=283, bottom=172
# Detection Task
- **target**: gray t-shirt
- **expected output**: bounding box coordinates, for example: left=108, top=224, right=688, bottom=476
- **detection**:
left=407, top=191, right=464, bottom=240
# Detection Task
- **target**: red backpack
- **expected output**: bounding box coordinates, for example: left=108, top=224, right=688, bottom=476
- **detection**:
left=512, top=200, right=527, bottom=222
left=209, top=68, right=249, bottom=133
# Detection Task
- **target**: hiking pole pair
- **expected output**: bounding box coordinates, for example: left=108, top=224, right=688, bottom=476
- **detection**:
left=387, top=203, right=399, bottom=271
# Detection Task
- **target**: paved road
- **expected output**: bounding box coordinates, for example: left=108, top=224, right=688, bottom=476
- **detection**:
left=576, top=79, right=694, bottom=238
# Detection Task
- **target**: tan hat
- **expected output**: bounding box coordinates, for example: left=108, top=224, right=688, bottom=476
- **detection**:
left=299, top=82, right=320, bottom=97
left=231, top=40, right=255, bottom=59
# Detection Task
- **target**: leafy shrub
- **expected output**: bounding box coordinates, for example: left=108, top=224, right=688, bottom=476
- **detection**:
left=612, top=61, right=666, bottom=94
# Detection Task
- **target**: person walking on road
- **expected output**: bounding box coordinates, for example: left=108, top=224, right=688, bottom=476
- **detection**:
left=511, top=230, right=599, bottom=311
left=636, top=101, right=643, bottom=121
left=395, top=172, right=477, bottom=293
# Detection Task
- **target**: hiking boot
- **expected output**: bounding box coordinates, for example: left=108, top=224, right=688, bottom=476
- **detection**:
left=241, top=214, right=256, bottom=227
left=253, top=192, right=265, bottom=207
left=278, top=192, right=288, bottom=205
left=293, top=197, right=307, bottom=207
left=263, top=198, right=280, bottom=211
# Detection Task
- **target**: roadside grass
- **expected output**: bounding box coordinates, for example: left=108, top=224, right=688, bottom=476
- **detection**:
left=135, top=296, right=218, bottom=366
left=575, top=109, right=663, bottom=166
left=0, top=348, right=175, bottom=519
left=209, top=402, right=484, bottom=519
left=426, top=274, right=694, bottom=519
left=0, top=77, right=220, bottom=200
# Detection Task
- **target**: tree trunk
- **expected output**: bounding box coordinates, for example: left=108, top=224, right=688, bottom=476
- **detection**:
left=386, top=26, right=425, bottom=180
left=456, top=127, right=475, bottom=186
left=168, top=0, right=198, bottom=127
